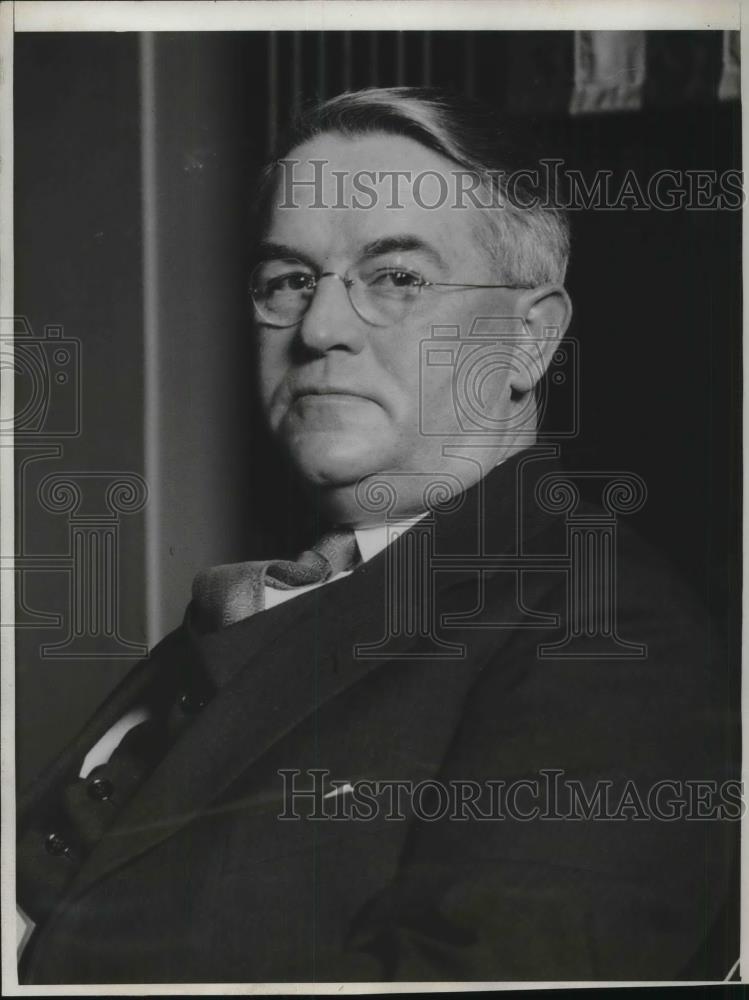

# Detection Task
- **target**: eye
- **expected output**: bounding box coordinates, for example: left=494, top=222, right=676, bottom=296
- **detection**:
left=367, top=268, right=426, bottom=290
left=266, top=271, right=316, bottom=294
left=252, top=268, right=316, bottom=300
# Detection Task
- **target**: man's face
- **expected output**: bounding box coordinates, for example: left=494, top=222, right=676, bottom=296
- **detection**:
left=256, top=132, right=524, bottom=507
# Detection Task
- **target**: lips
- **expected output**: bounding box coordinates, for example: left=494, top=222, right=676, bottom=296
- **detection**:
left=292, top=386, right=376, bottom=403
left=283, top=385, right=380, bottom=433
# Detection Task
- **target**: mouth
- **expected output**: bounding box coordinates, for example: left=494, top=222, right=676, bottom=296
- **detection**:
left=292, top=387, right=376, bottom=403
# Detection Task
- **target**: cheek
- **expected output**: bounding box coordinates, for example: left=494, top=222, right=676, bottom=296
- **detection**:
left=422, top=364, right=457, bottom=425
left=372, top=329, right=425, bottom=415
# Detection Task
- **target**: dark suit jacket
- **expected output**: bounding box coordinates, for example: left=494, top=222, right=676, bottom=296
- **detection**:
left=17, top=447, right=738, bottom=983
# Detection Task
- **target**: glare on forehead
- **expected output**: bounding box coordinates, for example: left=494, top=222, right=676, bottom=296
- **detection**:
left=266, top=131, right=493, bottom=275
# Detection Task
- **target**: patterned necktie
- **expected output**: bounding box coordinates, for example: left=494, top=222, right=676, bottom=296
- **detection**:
left=191, top=530, right=359, bottom=630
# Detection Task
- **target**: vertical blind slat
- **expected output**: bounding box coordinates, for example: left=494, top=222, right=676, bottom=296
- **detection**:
left=267, top=32, right=278, bottom=153
left=422, top=31, right=432, bottom=86
left=292, top=32, right=302, bottom=118
left=342, top=31, right=352, bottom=92
left=396, top=32, right=406, bottom=86
left=369, top=33, right=379, bottom=86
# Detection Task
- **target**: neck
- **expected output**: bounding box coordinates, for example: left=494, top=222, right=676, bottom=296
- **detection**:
left=310, top=437, right=535, bottom=529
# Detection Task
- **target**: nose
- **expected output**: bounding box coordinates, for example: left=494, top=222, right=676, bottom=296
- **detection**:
left=296, top=272, right=367, bottom=355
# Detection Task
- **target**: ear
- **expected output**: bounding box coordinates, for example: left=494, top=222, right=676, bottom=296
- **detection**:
left=510, top=285, right=573, bottom=394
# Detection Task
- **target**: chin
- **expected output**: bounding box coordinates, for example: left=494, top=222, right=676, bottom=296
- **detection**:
left=287, top=433, right=391, bottom=487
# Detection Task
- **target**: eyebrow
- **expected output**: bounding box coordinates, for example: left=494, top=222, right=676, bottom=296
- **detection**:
left=254, top=241, right=317, bottom=270
left=254, top=235, right=447, bottom=272
left=360, top=235, right=446, bottom=271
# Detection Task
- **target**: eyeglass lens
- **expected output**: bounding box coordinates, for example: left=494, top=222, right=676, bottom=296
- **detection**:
left=251, top=259, right=426, bottom=327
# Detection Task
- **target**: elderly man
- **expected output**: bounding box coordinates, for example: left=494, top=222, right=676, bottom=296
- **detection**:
left=18, top=88, right=735, bottom=984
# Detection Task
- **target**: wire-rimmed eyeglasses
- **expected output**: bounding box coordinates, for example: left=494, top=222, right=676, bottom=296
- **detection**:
left=250, top=259, right=534, bottom=328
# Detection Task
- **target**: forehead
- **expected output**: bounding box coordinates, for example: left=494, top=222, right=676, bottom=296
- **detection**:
left=263, top=131, right=491, bottom=272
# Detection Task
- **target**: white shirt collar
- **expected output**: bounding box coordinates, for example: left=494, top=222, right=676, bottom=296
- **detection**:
left=354, top=513, right=429, bottom=564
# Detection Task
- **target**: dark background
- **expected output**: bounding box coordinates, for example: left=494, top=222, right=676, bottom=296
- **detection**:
left=15, top=31, right=741, bottom=786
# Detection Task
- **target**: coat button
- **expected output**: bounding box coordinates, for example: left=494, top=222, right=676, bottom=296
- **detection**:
left=87, top=776, right=114, bottom=801
left=178, top=691, right=206, bottom=714
left=44, top=832, right=70, bottom=857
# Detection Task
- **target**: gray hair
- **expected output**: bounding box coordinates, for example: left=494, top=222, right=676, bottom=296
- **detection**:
left=252, top=86, right=570, bottom=286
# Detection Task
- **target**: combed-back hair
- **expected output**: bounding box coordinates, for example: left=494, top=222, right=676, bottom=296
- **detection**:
left=251, top=87, right=570, bottom=286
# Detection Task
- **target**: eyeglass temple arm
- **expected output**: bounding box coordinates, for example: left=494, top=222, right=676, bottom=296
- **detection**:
left=428, top=281, right=536, bottom=290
